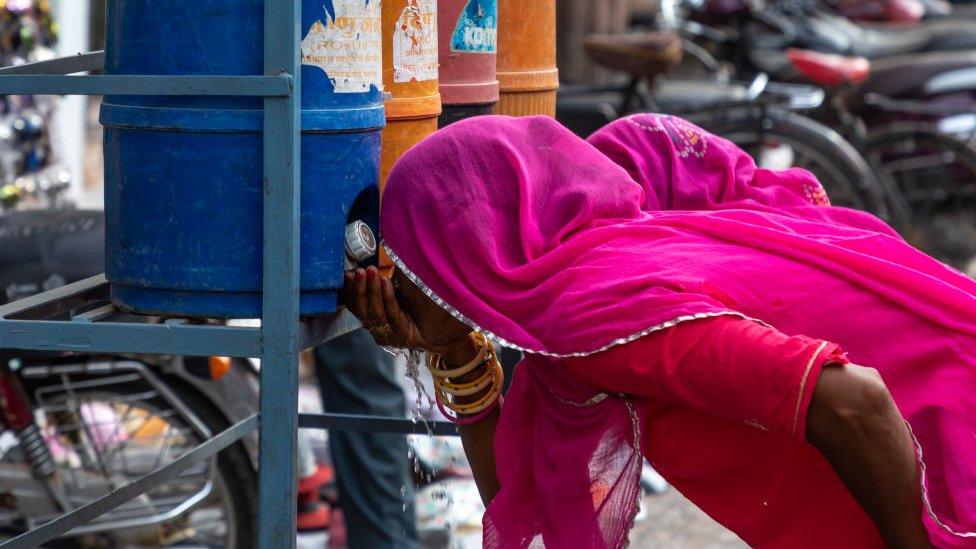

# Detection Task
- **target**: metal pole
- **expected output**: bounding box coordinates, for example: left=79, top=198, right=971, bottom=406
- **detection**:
left=257, top=0, right=302, bottom=546
left=53, top=0, right=93, bottom=207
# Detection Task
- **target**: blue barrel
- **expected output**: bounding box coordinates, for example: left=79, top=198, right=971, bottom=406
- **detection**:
left=101, top=0, right=384, bottom=317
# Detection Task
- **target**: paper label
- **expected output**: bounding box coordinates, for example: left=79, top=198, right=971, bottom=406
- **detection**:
left=301, top=0, right=382, bottom=93
left=450, top=0, right=497, bottom=53
left=393, top=0, right=438, bottom=83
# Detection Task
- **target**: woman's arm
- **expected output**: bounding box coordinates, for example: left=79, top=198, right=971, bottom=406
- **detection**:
left=459, top=411, right=501, bottom=505
left=564, top=317, right=931, bottom=548
left=439, top=341, right=501, bottom=506
left=807, top=365, right=932, bottom=549
left=344, top=268, right=503, bottom=505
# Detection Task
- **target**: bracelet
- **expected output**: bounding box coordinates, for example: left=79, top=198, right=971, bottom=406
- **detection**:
left=426, top=332, right=489, bottom=378
left=436, top=358, right=498, bottom=396
left=438, top=395, right=503, bottom=426
left=435, top=364, right=503, bottom=414
left=426, top=332, right=492, bottom=379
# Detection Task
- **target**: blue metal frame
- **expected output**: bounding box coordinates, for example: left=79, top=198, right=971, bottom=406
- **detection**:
left=0, top=1, right=308, bottom=546
left=257, top=0, right=303, bottom=545
left=0, top=74, right=292, bottom=96
left=0, top=415, right=259, bottom=549
left=0, top=3, right=458, bottom=547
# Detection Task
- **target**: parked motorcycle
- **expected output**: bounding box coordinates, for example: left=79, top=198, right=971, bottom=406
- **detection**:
left=556, top=30, right=907, bottom=227
left=661, top=0, right=976, bottom=268
left=0, top=208, right=260, bottom=547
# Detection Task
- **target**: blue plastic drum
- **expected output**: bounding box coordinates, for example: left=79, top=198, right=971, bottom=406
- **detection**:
left=101, top=0, right=384, bottom=317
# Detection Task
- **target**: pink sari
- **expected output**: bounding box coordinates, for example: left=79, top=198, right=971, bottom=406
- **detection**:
left=380, top=114, right=976, bottom=548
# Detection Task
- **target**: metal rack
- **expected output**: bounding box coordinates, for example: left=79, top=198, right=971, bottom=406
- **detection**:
left=0, top=2, right=455, bottom=547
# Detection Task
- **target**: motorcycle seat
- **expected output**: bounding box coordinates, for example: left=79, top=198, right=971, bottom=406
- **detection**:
left=850, top=50, right=976, bottom=104
left=815, top=13, right=933, bottom=58
left=845, top=26, right=932, bottom=58
left=786, top=49, right=871, bottom=86
left=825, top=14, right=976, bottom=56
left=949, top=2, right=976, bottom=16
left=917, top=19, right=976, bottom=51
left=0, top=210, right=104, bottom=307
left=583, top=32, right=683, bottom=80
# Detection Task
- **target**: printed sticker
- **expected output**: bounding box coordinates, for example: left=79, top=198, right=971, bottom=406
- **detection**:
left=301, top=0, right=382, bottom=93
left=451, top=0, right=497, bottom=53
left=393, top=0, right=438, bottom=83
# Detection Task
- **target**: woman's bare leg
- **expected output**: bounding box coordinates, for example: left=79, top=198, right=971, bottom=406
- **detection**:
left=807, top=364, right=932, bottom=549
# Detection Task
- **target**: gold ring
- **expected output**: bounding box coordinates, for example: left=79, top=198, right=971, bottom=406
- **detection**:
left=369, top=324, right=394, bottom=339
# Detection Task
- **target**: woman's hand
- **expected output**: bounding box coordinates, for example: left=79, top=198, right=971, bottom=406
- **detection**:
left=344, top=266, right=473, bottom=357
left=345, top=267, right=423, bottom=348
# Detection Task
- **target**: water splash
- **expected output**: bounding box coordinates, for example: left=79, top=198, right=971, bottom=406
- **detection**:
left=401, top=348, right=436, bottom=438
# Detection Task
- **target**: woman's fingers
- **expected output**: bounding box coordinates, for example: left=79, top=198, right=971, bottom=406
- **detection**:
left=364, top=267, right=388, bottom=327
left=347, top=269, right=371, bottom=325
left=381, top=277, right=418, bottom=346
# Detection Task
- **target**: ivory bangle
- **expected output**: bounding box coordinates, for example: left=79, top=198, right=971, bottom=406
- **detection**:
left=438, top=366, right=503, bottom=414
left=427, top=333, right=493, bottom=379
left=437, top=360, right=500, bottom=397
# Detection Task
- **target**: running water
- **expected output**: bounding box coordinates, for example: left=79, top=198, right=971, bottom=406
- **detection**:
left=401, top=348, right=437, bottom=438
left=395, top=347, right=474, bottom=542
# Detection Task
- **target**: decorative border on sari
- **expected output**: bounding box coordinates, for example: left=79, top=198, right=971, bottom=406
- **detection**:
left=383, top=242, right=976, bottom=543
left=622, top=397, right=642, bottom=549
left=791, top=341, right=829, bottom=437
left=907, top=421, right=976, bottom=538
left=383, top=243, right=768, bottom=359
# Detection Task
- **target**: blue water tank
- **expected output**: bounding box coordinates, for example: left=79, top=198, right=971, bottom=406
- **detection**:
left=101, top=0, right=384, bottom=317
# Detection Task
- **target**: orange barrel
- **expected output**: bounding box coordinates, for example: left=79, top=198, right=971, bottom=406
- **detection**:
left=495, top=0, right=558, bottom=116
left=381, top=0, right=441, bottom=186
left=381, top=0, right=441, bottom=270
left=437, top=0, right=499, bottom=127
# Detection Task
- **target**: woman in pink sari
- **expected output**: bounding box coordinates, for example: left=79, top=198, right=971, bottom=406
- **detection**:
left=345, top=114, right=976, bottom=548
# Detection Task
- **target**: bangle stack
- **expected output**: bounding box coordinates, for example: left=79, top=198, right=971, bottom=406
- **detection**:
left=427, top=332, right=504, bottom=425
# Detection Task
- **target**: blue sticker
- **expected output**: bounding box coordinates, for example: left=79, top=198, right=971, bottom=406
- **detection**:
left=450, top=0, right=497, bottom=53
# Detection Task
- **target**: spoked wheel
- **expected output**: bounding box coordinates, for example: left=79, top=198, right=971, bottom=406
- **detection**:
left=688, top=105, right=909, bottom=229
left=865, top=124, right=976, bottom=272
left=4, top=367, right=256, bottom=548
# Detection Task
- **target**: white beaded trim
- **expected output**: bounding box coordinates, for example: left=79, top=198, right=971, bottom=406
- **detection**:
left=383, top=242, right=764, bottom=358
left=909, top=421, right=976, bottom=538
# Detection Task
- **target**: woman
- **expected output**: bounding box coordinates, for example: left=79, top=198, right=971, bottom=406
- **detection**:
left=345, top=114, right=975, bottom=548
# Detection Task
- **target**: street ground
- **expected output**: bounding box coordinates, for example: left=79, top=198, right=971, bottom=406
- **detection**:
left=630, top=490, right=746, bottom=548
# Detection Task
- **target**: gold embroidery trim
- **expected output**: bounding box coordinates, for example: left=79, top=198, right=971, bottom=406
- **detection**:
left=792, top=341, right=829, bottom=437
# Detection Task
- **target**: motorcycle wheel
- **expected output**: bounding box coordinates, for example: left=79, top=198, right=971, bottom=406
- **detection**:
left=3, top=373, right=256, bottom=548
left=687, top=105, right=908, bottom=227
left=864, top=123, right=976, bottom=271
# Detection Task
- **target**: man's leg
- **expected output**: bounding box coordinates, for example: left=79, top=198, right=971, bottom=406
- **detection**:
left=314, top=329, right=418, bottom=549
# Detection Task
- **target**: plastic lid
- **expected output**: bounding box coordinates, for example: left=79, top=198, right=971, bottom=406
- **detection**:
left=345, top=221, right=377, bottom=262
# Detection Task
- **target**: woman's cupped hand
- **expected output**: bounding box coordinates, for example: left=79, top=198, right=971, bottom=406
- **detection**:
left=344, top=266, right=472, bottom=356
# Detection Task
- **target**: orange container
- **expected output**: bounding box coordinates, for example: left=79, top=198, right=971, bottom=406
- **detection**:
left=381, top=0, right=442, bottom=270
left=495, top=0, right=558, bottom=116
left=381, top=0, right=442, bottom=186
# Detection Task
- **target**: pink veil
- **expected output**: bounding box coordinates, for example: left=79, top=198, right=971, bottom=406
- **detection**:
left=381, top=114, right=976, bottom=547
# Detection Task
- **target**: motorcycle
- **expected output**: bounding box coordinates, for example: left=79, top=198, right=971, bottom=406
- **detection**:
left=556, top=30, right=906, bottom=226
left=0, top=208, right=260, bottom=546
left=661, top=0, right=976, bottom=269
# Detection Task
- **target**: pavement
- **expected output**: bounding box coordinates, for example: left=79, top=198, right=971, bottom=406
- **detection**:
left=630, top=490, right=746, bottom=548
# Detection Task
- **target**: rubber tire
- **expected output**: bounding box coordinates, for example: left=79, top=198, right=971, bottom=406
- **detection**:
left=18, top=374, right=258, bottom=548
left=687, top=105, right=907, bottom=228
left=864, top=123, right=976, bottom=266
left=168, top=379, right=258, bottom=549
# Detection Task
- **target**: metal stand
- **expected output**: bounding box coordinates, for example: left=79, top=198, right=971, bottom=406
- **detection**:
left=0, top=3, right=458, bottom=547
